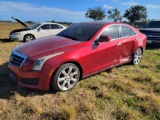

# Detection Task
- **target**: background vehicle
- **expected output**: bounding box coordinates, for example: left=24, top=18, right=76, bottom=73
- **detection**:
left=10, top=17, right=67, bottom=42
left=139, top=21, right=160, bottom=45
left=8, top=22, right=147, bottom=92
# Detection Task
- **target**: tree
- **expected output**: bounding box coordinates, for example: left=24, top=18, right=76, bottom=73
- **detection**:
left=85, top=7, right=106, bottom=21
left=123, top=5, right=147, bottom=25
left=108, top=8, right=122, bottom=22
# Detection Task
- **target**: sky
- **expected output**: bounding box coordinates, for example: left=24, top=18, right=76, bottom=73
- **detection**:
left=0, top=0, right=160, bottom=23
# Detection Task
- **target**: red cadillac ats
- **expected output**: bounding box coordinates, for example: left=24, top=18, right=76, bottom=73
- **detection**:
left=8, top=22, right=147, bottom=92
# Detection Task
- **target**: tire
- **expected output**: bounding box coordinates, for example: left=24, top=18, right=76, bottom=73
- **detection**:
left=50, top=63, right=80, bottom=92
left=132, top=48, right=142, bottom=65
left=24, top=34, right=35, bottom=42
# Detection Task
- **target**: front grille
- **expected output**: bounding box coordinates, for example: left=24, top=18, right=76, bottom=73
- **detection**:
left=140, top=30, right=160, bottom=36
left=147, top=36, right=160, bottom=41
left=9, top=49, right=27, bottom=67
left=146, top=33, right=160, bottom=36
left=140, top=30, right=160, bottom=41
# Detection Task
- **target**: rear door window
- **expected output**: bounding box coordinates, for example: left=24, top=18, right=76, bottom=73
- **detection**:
left=121, top=25, right=136, bottom=37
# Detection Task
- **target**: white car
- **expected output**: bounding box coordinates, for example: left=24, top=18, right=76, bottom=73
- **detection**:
left=10, top=17, right=67, bottom=42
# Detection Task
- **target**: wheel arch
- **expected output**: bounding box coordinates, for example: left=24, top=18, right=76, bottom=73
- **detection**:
left=132, top=47, right=143, bottom=65
left=49, top=61, right=83, bottom=91
left=137, top=47, right=143, bottom=54
left=23, top=34, right=35, bottom=42
left=52, top=61, right=83, bottom=79
left=133, top=46, right=143, bottom=55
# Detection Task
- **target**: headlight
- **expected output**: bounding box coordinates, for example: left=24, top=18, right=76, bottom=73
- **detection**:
left=32, top=52, right=64, bottom=71
left=14, top=32, right=21, bottom=35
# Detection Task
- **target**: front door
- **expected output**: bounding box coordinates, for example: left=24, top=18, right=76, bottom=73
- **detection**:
left=91, top=25, right=122, bottom=73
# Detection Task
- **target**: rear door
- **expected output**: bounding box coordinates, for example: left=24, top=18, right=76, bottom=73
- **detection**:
left=50, top=24, right=64, bottom=35
left=119, top=25, right=137, bottom=63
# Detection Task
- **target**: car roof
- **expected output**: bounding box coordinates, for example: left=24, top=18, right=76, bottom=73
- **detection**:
left=34, top=22, right=67, bottom=27
left=76, top=21, right=129, bottom=26
left=37, top=22, right=65, bottom=25
left=77, top=22, right=124, bottom=25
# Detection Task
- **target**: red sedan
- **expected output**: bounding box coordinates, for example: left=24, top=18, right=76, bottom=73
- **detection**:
left=8, top=22, right=147, bottom=92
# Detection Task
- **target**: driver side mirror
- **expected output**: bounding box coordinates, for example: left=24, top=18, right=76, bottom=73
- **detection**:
left=38, top=28, right=42, bottom=31
left=94, top=35, right=111, bottom=45
left=98, top=35, right=111, bottom=42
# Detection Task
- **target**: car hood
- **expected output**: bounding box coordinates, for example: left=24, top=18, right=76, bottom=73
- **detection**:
left=10, top=28, right=30, bottom=34
left=140, top=28, right=160, bottom=32
left=15, top=36, right=85, bottom=59
left=12, top=17, right=28, bottom=28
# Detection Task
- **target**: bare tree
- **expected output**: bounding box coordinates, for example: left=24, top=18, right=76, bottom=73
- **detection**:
left=108, top=8, right=122, bottom=22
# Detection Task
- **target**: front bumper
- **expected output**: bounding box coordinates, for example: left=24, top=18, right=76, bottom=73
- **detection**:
left=147, top=40, right=160, bottom=46
left=9, top=34, right=23, bottom=41
left=146, top=35, right=160, bottom=45
left=8, top=64, right=52, bottom=90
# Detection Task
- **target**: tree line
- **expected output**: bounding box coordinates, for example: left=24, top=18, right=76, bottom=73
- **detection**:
left=85, top=5, right=147, bottom=25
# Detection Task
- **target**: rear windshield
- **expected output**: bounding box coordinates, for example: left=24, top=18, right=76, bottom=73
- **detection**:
left=146, top=21, right=160, bottom=28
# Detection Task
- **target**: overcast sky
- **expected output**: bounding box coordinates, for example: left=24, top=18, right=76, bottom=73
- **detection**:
left=0, top=0, right=160, bottom=22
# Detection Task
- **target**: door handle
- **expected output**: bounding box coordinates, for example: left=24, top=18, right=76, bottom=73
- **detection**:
left=135, top=38, right=139, bottom=41
left=116, top=43, right=121, bottom=46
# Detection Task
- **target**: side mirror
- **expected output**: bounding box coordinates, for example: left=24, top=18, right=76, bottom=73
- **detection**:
left=98, top=35, right=111, bottom=42
left=38, top=28, right=42, bottom=31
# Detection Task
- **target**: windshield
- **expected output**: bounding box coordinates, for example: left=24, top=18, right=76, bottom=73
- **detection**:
left=146, top=21, right=160, bottom=28
left=29, top=23, right=41, bottom=30
left=57, top=23, right=103, bottom=41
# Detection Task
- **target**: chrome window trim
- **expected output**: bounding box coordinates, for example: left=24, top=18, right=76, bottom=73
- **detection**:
left=92, top=24, right=138, bottom=45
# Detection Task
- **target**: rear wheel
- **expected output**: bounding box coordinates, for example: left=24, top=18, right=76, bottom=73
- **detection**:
left=132, top=48, right=142, bottom=65
left=50, top=63, right=80, bottom=92
left=24, top=34, right=35, bottom=42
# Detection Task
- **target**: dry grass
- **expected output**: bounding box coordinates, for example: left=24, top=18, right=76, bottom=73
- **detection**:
left=0, top=23, right=160, bottom=120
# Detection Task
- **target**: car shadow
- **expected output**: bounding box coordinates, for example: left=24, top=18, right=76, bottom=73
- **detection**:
left=0, top=62, right=54, bottom=99
left=0, top=38, right=12, bottom=43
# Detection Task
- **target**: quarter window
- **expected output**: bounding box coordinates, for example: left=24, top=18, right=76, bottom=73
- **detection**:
left=101, top=25, right=119, bottom=39
left=121, top=25, right=136, bottom=37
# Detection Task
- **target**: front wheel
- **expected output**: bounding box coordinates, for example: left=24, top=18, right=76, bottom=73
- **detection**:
left=132, top=48, right=142, bottom=65
left=50, top=63, right=80, bottom=92
left=24, top=34, right=35, bottom=42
